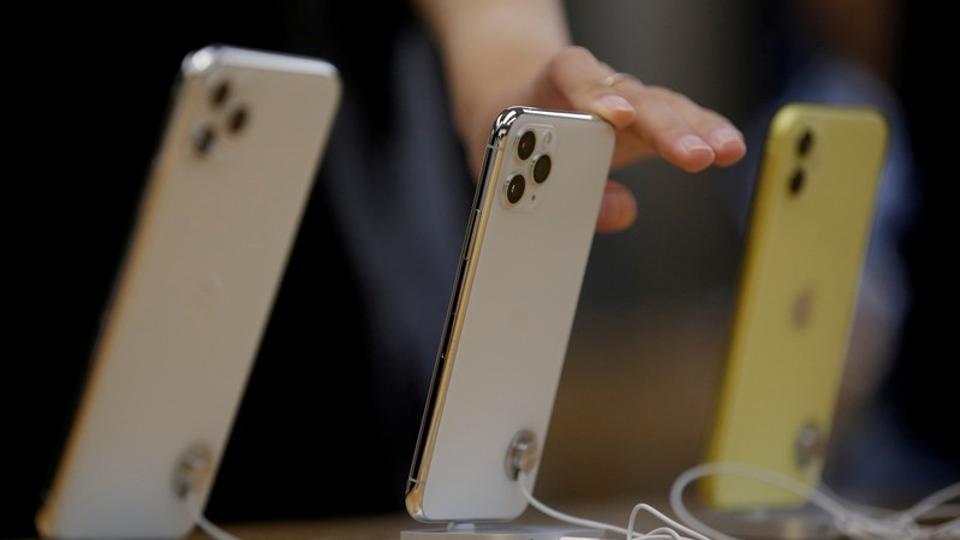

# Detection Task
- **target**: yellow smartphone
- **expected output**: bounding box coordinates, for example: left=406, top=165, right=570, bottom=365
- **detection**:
left=704, top=104, right=888, bottom=509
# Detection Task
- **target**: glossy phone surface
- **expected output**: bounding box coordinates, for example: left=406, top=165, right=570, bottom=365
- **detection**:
left=705, top=104, right=888, bottom=509
left=406, top=107, right=614, bottom=523
left=37, top=46, right=340, bottom=538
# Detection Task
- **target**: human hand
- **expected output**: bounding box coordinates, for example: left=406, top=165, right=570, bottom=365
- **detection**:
left=462, top=46, right=747, bottom=233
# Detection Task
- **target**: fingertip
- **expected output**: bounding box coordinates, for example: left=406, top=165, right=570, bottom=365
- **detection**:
left=592, top=95, right=636, bottom=128
left=708, top=128, right=747, bottom=167
left=596, top=181, right=637, bottom=234
left=672, top=134, right=715, bottom=173
left=714, top=144, right=747, bottom=167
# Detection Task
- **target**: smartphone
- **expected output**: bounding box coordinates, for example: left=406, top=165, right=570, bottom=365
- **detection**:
left=405, top=107, right=615, bottom=523
left=36, top=46, right=340, bottom=538
left=704, top=104, right=888, bottom=509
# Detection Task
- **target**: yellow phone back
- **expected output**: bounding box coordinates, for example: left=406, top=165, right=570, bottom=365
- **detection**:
left=704, top=104, right=888, bottom=508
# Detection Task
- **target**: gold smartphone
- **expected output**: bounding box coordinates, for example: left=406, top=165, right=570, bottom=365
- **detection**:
left=704, top=104, right=888, bottom=509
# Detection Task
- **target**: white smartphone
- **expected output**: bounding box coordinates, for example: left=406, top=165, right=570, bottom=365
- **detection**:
left=405, top=107, right=615, bottom=523
left=36, top=46, right=340, bottom=538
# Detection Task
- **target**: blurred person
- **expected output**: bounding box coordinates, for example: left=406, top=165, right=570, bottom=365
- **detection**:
left=4, top=0, right=745, bottom=536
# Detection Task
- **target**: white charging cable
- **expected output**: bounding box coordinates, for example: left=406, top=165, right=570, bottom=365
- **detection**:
left=669, top=462, right=960, bottom=540
left=517, top=471, right=710, bottom=540
left=516, top=465, right=959, bottom=540
left=178, top=459, right=956, bottom=539
left=184, top=491, right=243, bottom=540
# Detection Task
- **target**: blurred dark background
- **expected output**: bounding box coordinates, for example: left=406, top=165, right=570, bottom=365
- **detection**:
left=3, top=1, right=955, bottom=537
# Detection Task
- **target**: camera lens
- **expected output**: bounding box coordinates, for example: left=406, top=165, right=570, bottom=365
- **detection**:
left=193, top=124, right=216, bottom=156
left=533, top=154, right=551, bottom=184
left=789, top=167, right=805, bottom=195
left=517, top=131, right=536, bottom=160
left=210, top=80, right=230, bottom=108
left=507, top=174, right=526, bottom=204
left=797, top=129, right=814, bottom=157
left=227, top=104, right=249, bottom=134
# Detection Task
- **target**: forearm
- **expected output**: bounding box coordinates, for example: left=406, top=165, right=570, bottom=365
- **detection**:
left=414, top=0, right=569, bottom=146
left=414, top=0, right=746, bottom=234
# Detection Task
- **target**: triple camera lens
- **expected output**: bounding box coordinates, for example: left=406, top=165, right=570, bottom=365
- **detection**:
left=509, top=131, right=550, bottom=204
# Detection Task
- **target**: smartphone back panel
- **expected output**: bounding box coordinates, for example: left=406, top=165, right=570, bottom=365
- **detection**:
left=407, top=108, right=615, bottom=522
left=37, top=46, right=340, bottom=538
left=705, top=104, right=888, bottom=508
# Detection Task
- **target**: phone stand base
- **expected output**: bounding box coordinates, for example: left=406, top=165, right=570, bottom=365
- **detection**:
left=401, top=526, right=601, bottom=540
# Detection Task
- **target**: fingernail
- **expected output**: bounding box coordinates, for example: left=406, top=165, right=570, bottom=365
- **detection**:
left=594, top=95, right=635, bottom=117
left=678, top=134, right=713, bottom=156
left=710, top=127, right=743, bottom=148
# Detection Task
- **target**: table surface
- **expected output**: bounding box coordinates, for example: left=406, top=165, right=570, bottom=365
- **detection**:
left=187, top=497, right=666, bottom=540
left=184, top=496, right=854, bottom=540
